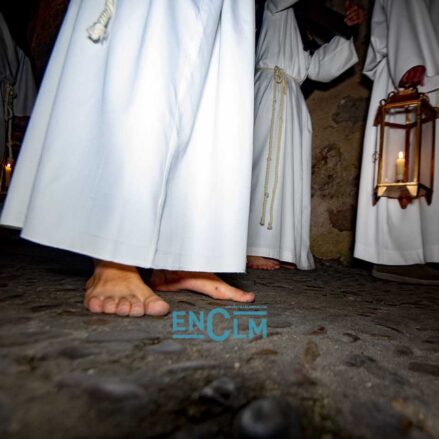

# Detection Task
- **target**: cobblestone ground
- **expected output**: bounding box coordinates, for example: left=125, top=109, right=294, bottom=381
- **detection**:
left=1, top=229, right=438, bottom=439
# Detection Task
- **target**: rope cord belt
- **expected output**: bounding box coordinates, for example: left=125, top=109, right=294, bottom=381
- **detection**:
left=3, top=82, right=15, bottom=162
left=87, top=0, right=116, bottom=43
left=257, top=66, right=295, bottom=230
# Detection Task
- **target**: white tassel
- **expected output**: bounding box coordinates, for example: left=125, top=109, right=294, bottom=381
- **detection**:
left=87, top=0, right=116, bottom=43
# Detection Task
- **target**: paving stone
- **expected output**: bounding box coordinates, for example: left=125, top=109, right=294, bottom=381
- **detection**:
left=350, top=401, right=413, bottom=439
left=172, top=422, right=221, bottom=439
left=0, top=315, right=33, bottom=325
left=0, top=396, right=10, bottom=437
left=307, top=325, right=327, bottom=336
left=252, top=349, right=278, bottom=357
left=29, top=304, right=63, bottom=313
left=145, top=340, right=185, bottom=354
left=0, top=329, right=70, bottom=347
left=341, top=332, right=361, bottom=343
left=163, top=361, right=218, bottom=373
left=394, top=346, right=414, bottom=357
left=199, top=377, right=239, bottom=407
left=0, top=357, right=16, bottom=373
left=0, top=291, right=24, bottom=302
left=88, top=380, right=146, bottom=401
left=39, top=344, right=100, bottom=360
left=233, top=397, right=303, bottom=439
left=58, top=373, right=146, bottom=400
left=344, top=354, right=376, bottom=368
left=177, top=300, right=197, bottom=307
left=85, top=330, right=159, bottom=343
left=408, top=362, right=439, bottom=377
left=267, top=318, right=293, bottom=329
left=303, top=341, right=320, bottom=368
left=82, top=317, right=114, bottom=326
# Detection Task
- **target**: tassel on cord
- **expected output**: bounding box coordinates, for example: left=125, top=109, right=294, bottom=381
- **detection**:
left=87, top=0, right=116, bottom=43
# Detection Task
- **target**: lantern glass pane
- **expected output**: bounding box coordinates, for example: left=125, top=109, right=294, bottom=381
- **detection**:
left=381, top=106, right=417, bottom=183
left=420, top=118, right=434, bottom=189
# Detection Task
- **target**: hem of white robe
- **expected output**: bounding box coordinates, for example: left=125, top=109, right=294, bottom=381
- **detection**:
left=354, top=243, right=439, bottom=265
left=0, top=223, right=246, bottom=273
left=247, top=246, right=315, bottom=270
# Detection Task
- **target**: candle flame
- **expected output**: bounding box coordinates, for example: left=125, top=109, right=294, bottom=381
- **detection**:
left=5, top=163, right=12, bottom=170
left=398, top=151, right=404, bottom=160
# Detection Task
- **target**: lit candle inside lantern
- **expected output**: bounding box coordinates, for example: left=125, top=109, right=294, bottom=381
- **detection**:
left=395, top=151, right=405, bottom=182
left=4, top=162, right=12, bottom=188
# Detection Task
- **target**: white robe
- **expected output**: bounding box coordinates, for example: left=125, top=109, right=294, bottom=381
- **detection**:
left=247, top=0, right=358, bottom=270
left=0, top=0, right=255, bottom=273
left=0, top=13, right=36, bottom=162
left=354, top=0, right=439, bottom=265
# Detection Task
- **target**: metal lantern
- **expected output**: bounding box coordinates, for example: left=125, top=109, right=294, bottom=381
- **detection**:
left=373, top=89, right=438, bottom=209
left=1, top=81, right=15, bottom=198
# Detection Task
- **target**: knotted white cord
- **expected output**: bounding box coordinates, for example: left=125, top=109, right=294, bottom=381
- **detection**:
left=260, top=70, right=278, bottom=227
left=268, top=67, right=287, bottom=230
left=3, top=82, right=15, bottom=162
left=87, top=0, right=116, bottom=43
left=258, top=66, right=289, bottom=230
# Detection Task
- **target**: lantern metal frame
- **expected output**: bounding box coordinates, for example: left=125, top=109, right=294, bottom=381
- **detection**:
left=1, top=81, right=15, bottom=199
left=373, top=88, right=438, bottom=209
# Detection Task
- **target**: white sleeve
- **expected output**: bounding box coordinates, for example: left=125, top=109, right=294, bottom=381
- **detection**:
left=307, top=37, right=358, bottom=83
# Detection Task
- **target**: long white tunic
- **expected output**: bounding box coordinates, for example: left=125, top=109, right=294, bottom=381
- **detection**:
left=0, top=0, right=255, bottom=273
left=0, top=13, right=36, bottom=162
left=354, top=0, right=439, bottom=265
left=247, top=0, right=358, bottom=270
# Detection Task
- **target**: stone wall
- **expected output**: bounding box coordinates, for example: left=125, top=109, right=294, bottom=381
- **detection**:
left=309, top=0, right=373, bottom=265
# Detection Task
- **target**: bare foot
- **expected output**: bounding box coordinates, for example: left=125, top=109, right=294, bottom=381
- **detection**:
left=150, top=270, right=255, bottom=303
left=247, top=256, right=280, bottom=270
left=279, top=261, right=297, bottom=270
left=84, top=261, right=170, bottom=317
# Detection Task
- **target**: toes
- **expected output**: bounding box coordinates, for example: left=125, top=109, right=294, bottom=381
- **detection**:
left=83, top=266, right=170, bottom=318
left=86, top=296, right=118, bottom=314
left=145, top=298, right=170, bottom=316
left=129, top=296, right=146, bottom=317
left=209, top=285, right=255, bottom=302
left=103, top=297, right=118, bottom=314
left=116, top=298, right=131, bottom=316
left=243, top=291, right=256, bottom=302
left=280, top=262, right=296, bottom=270
left=247, top=259, right=280, bottom=271
left=226, top=288, right=255, bottom=303
left=85, top=294, right=166, bottom=317
left=250, top=265, right=276, bottom=270
left=86, top=296, right=104, bottom=313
